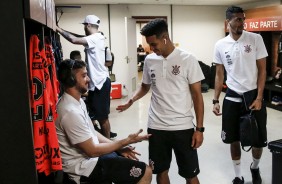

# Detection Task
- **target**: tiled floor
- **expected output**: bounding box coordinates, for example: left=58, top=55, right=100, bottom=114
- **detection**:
left=109, top=82, right=281, bottom=184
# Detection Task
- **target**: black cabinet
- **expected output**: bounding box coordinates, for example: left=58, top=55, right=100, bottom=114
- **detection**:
left=264, top=83, right=282, bottom=111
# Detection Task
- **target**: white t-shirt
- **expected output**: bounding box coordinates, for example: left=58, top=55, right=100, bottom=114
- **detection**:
left=213, top=30, right=268, bottom=94
left=56, top=93, right=99, bottom=183
left=84, top=33, right=110, bottom=90
left=142, top=48, right=204, bottom=130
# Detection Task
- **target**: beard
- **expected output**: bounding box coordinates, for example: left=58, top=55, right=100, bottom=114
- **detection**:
left=153, top=49, right=161, bottom=56
left=234, top=26, right=244, bottom=35
left=76, top=84, right=88, bottom=94
left=236, top=29, right=243, bottom=35
left=84, top=28, right=90, bottom=36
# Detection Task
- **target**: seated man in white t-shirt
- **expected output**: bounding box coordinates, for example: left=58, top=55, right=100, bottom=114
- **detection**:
left=56, top=59, right=152, bottom=184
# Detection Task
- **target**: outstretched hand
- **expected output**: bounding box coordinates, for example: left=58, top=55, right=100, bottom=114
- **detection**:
left=117, top=146, right=141, bottom=160
left=116, top=99, right=133, bottom=112
left=126, top=129, right=151, bottom=145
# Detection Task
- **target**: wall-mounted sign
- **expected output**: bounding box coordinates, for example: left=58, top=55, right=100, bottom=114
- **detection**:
left=225, top=16, right=282, bottom=32
left=244, top=17, right=282, bottom=31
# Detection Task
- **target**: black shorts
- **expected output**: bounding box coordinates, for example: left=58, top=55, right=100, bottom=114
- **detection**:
left=88, top=77, right=111, bottom=120
left=148, top=128, right=200, bottom=179
left=81, top=152, right=146, bottom=184
left=222, top=98, right=267, bottom=147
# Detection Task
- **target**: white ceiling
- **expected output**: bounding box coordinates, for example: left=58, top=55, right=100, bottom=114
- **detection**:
left=54, top=0, right=268, bottom=6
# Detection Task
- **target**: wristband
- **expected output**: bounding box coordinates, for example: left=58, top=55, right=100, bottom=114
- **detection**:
left=196, top=127, right=205, bottom=132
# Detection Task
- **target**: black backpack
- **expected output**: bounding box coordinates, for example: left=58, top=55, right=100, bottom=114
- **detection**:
left=239, top=111, right=259, bottom=152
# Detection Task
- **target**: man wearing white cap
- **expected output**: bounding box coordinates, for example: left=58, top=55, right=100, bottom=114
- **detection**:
left=56, top=15, right=116, bottom=139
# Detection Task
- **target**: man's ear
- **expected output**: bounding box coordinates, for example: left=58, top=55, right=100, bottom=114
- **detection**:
left=162, top=34, right=168, bottom=44
left=226, top=19, right=231, bottom=29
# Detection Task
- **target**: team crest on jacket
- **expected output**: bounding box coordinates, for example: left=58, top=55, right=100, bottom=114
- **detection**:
left=172, top=65, right=180, bottom=75
left=244, top=45, right=252, bottom=53
left=130, top=166, right=142, bottom=177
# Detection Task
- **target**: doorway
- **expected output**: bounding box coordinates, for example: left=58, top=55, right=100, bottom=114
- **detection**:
left=132, top=16, right=168, bottom=83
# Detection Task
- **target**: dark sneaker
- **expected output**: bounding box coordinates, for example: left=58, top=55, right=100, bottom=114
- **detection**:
left=94, top=125, right=117, bottom=138
left=110, top=131, right=117, bottom=139
left=232, top=177, right=244, bottom=184
left=251, top=165, right=262, bottom=184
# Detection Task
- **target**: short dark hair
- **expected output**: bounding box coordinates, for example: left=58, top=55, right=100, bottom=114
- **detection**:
left=226, top=6, right=244, bottom=19
left=70, top=50, right=81, bottom=60
left=140, top=19, right=168, bottom=38
left=58, top=59, right=87, bottom=88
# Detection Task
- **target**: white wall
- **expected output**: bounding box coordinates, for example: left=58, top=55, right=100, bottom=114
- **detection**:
left=108, top=5, right=131, bottom=89
left=172, top=6, right=226, bottom=63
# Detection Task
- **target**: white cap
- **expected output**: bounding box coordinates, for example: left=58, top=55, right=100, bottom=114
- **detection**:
left=82, top=15, right=100, bottom=26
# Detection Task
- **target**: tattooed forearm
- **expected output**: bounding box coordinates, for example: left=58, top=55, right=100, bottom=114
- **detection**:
left=61, top=30, right=73, bottom=42
left=56, top=26, right=86, bottom=45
